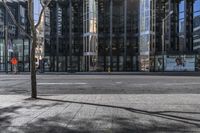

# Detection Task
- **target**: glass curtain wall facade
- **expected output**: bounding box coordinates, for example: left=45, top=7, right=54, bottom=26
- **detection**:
left=162, top=0, right=194, bottom=53
left=139, top=0, right=151, bottom=71
left=0, top=1, right=30, bottom=72
left=47, top=0, right=139, bottom=72
left=97, top=0, right=139, bottom=72
left=45, top=0, right=83, bottom=72
left=46, top=0, right=200, bottom=72
left=154, top=0, right=199, bottom=72
left=193, top=0, right=200, bottom=70
left=178, top=0, right=185, bottom=51
left=83, top=0, right=98, bottom=72
left=193, top=0, right=200, bottom=51
left=139, top=0, right=156, bottom=71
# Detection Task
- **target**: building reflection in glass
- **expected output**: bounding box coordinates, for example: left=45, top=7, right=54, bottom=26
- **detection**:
left=139, top=0, right=151, bottom=71
left=83, top=0, right=98, bottom=72
left=193, top=0, right=200, bottom=51
left=179, top=0, right=185, bottom=51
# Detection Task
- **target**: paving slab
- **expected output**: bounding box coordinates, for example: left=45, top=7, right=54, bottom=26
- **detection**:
left=0, top=94, right=200, bottom=132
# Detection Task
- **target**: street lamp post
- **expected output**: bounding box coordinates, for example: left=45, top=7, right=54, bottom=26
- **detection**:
left=162, top=11, right=173, bottom=71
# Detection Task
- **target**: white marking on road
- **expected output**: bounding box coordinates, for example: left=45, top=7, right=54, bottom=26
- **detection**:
left=116, top=82, right=122, bottom=84
left=133, top=82, right=200, bottom=86
left=38, top=83, right=88, bottom=85
left=165, top=83, right=200, bottom=86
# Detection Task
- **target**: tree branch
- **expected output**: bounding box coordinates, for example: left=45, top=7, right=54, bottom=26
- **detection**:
left=27, top=0, right=35, bottom=31
left=35, top=0, right=51, bottom=29
left=2, top=0, right=32, bottom=39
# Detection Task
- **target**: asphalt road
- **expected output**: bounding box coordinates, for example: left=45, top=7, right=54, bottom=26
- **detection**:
left=1, top=75, right=200, bottom=95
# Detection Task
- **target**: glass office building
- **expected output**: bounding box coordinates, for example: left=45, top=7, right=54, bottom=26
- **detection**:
left=44, top=0, right=200, bottom=72
left=1, top=0, right=199, bottom=72
left=0, top=1, right=30, bottom=72
left=46, top=0, right=140, bottom=72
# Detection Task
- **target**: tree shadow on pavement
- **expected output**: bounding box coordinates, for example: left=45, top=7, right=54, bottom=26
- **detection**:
left=18, top=115, right=199, bottom=133
left=0, top=101, right=65, bottom=132
left=37, top=98, right=200, bottom=127
left=0, top=106, right=21, bottom=127
left=1, top=98, right=200, bottom=133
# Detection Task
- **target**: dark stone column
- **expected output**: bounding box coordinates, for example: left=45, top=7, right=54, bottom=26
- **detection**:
left=109, top=0, right=113, bottom=71
left=56, top=2, right=59, bottom=72
left=183, top=0, right=187, bottom=51
left=123, top=0, right=127, bottom=71
left=187, top=1, right=193, bottom=52
left=69, top=0, right=72, bottom=72
left=168, top=0, right=172, bottom=52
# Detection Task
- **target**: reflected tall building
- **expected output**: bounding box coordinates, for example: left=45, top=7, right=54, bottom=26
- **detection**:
left=139, top=0, right=156, bottom=71
left=83, top=0, right=98, bottom=71
left=193, top=0, right=200, bottom=51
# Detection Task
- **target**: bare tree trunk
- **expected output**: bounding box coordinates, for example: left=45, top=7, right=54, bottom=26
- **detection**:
left=28, top=0, right=37, bottom=98
left=31, top=36, right=37, bottom=98
left=3, top=0, right=51, bottom=99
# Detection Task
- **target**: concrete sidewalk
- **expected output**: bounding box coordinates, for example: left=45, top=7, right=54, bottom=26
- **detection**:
left=1, top=94, right=200, bottom=133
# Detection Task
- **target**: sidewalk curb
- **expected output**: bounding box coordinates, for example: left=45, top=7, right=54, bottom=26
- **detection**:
left=1, top=72, right=200, bottom=76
